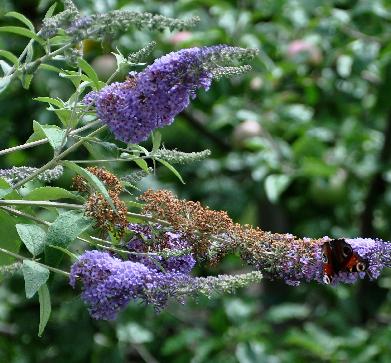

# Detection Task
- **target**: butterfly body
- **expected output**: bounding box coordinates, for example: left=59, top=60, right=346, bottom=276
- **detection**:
left=321, top=239, right=368, bottom=284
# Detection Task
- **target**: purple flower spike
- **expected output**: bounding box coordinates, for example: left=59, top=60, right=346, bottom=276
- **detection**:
left=344, top=238, right=391, bottom=281
left=70, top=250, right=193, bottom=319
left=317, top=238, right=391, bottom=286
left=84, top=46, right=235, bottom=143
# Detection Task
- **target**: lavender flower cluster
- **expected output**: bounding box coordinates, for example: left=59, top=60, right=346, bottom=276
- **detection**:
left=250, top=235, right=391, bottom=286
left=330, top=238, right=391, bottom=285
left=126, top=223, right=196, bottom=274
left=85, top=46, right=252, bottom=143
left=70, top=224, right=195, bottom=319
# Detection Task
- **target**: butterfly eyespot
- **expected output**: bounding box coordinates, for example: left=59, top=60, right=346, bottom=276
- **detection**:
left=342, top=245, right=352, bottom=258
left=356, top=262, right=366, bottom=272
left=323, top=275, right=331, bottom=284
left=322, top=253, right=328, bottom=263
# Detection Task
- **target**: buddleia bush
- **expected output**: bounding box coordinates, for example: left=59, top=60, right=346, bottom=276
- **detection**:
left=0, top=0, right=389, bottom=335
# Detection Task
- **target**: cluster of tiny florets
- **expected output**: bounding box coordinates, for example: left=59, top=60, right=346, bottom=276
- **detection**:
left=140, top=189, right=391, bottom=286
left=121, top=168, right=152, bottom=185
left=126, top=223, right=195, bottom=274
left=140, top=189, right=234, bottom=258
left=72, top=166, right=123, bottom=194
left=152, top=149, right=211, bottom=165
left=331, top=238, right=391, bottom=285
left=84, top=191, right=128, bottom=238
left=0, top=165, right=63, bottom=185
left=72, top=167, right=126, bottom=237
left=84, top=47, right=214, bottom=143
left=70, top=223, right=196, bottom=319
left=69, top=250, right=161, bottom=319
left=84, top=46, right=255, bottom=143
left=40, top=2, right=199, bottom=41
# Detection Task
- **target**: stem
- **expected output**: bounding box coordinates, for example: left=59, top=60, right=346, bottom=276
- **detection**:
left=0, top=206, right=50, bottom=225
left=0, top=247, right=70, bottom=277
left=8, top=43, right=73, bottom=85
left=106, top=69, right=121, bottom=84
left=0, top=200, right=83, bottom=210
left=0, top=120, right=101, bottom=157
left=127, top=211, right=170, bottom=226
left=12, top=125, right=107, bottom=190
left=68, top=157, right=142, bottom=163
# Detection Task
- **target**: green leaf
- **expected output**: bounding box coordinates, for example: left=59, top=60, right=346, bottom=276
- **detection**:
left=34, top=96, right=64, bottom=108
left=300, top=158, right=338, bottom=177
left=20, top=73, right=33, bottom=89
left=5, top=11, right=35, bottom=31
left=0, top=209, right=21, bottom=266
left=0, top=185, right=12, bottom=199
left=0, top=50, right=19, bottom=65
left=38, top=63, right=63, bottom=74
left=38, top=283, right=51, bottom=337
left=48, top=35, right=72, bottom=46
left=27, top=121, right=66, bottom=152
left=16, top=224, right=47, bottom=257
left=0, top=26, right=44, bottom=45
left=62, top=161, right=116, bottom=211
left=264, top=174, right=291, bottom=203
left=25, top=186, right=83, bottom=202
left=44, top=2, right=57, bottom=19
left=266, top=303, right=311, bottom=323
left=46, top=210, right=93, bottom=248
left=133, top=158, right=149, bottom=172
left=77, top=58, right=103, bottom=90
left=22, top=260, right=49, bottom=298
left=117, top=323, right=154, bottom=344
left=53, top=108, right=73, bottom=127
left=156, top=158, right=185, bottom=184
left=152, top=131, right=162, bottom=152
left=47, top=245, right=78, bottom=261
left=0, top=178, right=20, bottom=200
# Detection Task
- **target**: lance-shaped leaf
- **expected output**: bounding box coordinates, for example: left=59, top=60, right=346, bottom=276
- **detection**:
left=25, top=186, right=84, bottom=202
left=16, top=224, right=46, bottom=257
left=38, top=283, right=51, bottom=337
left=27, top=121, right=67, bottom=152
left=22, top=260, right=50, bottom=298
left=46, top=210, right=93, bottom=248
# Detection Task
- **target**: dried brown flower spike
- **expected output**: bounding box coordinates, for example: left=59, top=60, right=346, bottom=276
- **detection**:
left=73, top=167, right=127, bottom=237
left=72, top=166, right=123, bottom=194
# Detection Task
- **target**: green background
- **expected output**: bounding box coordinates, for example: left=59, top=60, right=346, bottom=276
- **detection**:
left=0, top=0, right=391, bottom=362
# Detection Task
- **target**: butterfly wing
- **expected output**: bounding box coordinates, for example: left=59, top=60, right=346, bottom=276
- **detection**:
left=321, top=242, right=334, bottom=284
left=322, top=239, right=368, bottom=284
left=330, top=238, right=368, bottom=273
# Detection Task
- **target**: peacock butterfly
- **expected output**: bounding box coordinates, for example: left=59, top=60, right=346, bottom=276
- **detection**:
left=321, top=239, right=368, bottom=284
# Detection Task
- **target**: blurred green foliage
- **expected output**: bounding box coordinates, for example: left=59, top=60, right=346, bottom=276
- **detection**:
left=1, top=0, right=391, bottom=362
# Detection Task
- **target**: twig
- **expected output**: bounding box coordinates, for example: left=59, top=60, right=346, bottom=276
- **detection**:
left=0, top=200, right=84, bottom=210
left=0, top=120, right=101, bottom=157
left=12, top=125, right=107, bottom=189
left=0, top=247, right=70, bottom=277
